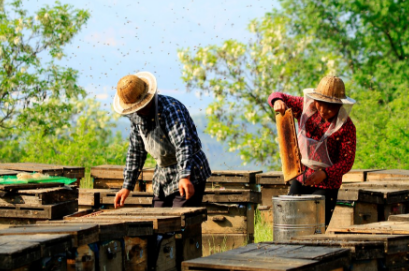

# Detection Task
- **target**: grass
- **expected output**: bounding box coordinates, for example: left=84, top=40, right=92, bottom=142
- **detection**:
left=254, top=208, right=273, bottom=243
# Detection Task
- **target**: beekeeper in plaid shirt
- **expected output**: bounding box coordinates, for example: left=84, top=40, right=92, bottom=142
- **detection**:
left=112, top=71, right=211, bottom=208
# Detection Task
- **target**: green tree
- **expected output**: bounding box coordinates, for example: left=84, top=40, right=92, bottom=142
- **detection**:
left=280, top=0, right=409, bottom=169
left=179, top=1, right=409, bottom=170
left=178, top=12, right=343, bottom=169
left=0, top=0, right=89, bottom=146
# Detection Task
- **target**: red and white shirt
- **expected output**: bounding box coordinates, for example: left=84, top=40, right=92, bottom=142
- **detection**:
left=268, top=92, right=356, bottom=189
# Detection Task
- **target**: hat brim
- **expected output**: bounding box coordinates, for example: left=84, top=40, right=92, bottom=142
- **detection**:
left=113, top=71, right=158, bottom=115
left=305, top=89, right=356, bottom=105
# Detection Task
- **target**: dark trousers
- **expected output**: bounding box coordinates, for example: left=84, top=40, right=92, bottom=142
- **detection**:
left=152, top=181, right=206, bottom=207
left=288, top=180, right=339, bottom=227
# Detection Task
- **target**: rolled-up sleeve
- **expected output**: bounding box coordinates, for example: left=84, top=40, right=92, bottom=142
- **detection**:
left=123, top=122, right=147, bottom=191
left=268, top=92, right=304, bottom=119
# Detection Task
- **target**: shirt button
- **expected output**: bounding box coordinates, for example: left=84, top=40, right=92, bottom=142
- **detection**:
left=336, top=138, right=340, bottom=141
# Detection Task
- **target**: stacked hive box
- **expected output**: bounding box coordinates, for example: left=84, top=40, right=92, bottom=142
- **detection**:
left=65, top=207, right=207, bottom=271
left=255, top=171, right=289, bottom=226
left=90, top=165, right=154, bottom=191
left=202, top=170, right=262, bottom=256
left=328, top=169, right=409, bottom=231
left=0, top=182, right=78, bottom=227
left=0, top=163, right=85, bottom=186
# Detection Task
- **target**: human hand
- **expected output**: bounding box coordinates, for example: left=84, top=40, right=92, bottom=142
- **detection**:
left=179, top=177, right=195, bottom=199
left=114, top=188, right=130, bottom=208
left=274, top=100, right=286, bottom=115
left=304, top=170, right=327, bottom=186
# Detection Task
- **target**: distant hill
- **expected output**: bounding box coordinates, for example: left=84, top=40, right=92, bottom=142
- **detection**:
left=113, top=114, right=270, bottom=172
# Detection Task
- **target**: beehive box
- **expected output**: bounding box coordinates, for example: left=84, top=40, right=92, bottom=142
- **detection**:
left=0, top=185, right=78, bottom=225
left=90, top=165, right=154, bottom=191
left=202, top=189, right=261, bottom=256
left=183, top=243, right=350, bottom=271
left=255, top=171, right=289, bottom=226
left=367, top=169, right=409, bottom=181
left=206, top=170, right=262, bottom=191
left=282, top=234, right=409, bottom=270
left=0, top=234, right=72, bottom=271
left=341, top=169, right=383, bottom=183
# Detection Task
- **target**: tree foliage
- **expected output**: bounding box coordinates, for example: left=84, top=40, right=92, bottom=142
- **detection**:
left=179, top=0, right=409, bottom=170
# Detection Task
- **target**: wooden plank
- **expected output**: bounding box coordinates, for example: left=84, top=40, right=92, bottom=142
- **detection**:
left=0, top=240, right=41, bottom=270
left=342, top=181, right=409, bottom=189
left=367, top=169, right=409, bottom=181
left=388, top=213, right=409, bottom=222
left=0, top=169, right=23, bottom=176
left=327, top=221, right=409, bottom=235
left=91, top=165, right=154, bottom=180
left=0, top=163, right=64, bottom=176
left=337, top=187, right=409, bottom=204
left=288, top=234, right=409, bottom=255
left=0, top=224, right=99, bottom=247
left=203, top=190, right=262, bottom=204
left=0, top=200, right=78, bottom=219
left=202, top=234, right=254, bottom=257
left=0, top=186, right=78, bottom=206
left=0, top=182, right=64, bottom=191
left=342, top=169, right=383, bottom=183
left=187, top=243, right=350, bottom=271
left=0, top=233, right=72, bottom=257
left=256, top=171, right=285, bottom=185
left=98, top=207, right=207, bottom=227
left=207, top=170, right=262, bottom=184
left=68, top=214, right=178, bottom=234
left=99, top=191, right=153, bottom=206
left=124, top=236, right=148, bottom=271
left=176, top=224, right=202, bottom=264
left=203, top=203, right=254, bottom=234
left=78, top=188, right=101, bottom=207
left=156, top=234, right=177, bottom=271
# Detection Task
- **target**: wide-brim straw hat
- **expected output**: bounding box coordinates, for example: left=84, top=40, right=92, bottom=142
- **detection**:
left=306, top=76, right=356, bottom=105
left=113, top=71, right=157, bottom=115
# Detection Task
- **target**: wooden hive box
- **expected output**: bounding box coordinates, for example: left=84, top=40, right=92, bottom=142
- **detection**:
left=97, top=207, right=206, bottom=266
left=336, top=185, right=409, bottom=221
left=183, top=243, right=350, bottom=271
left=65, top=211, right=184, bottom=271
left=40, top=219, right=154, bottom=271
left=0, top=224, right=99, bottom=271
left=326, top=201, right=378, bottom=232
left=0, top=233, right=72, bottom=271
left=78, top=188, right=102, bottom=211
left=341, top=169, right=383, bottom=183
left=367, top=169, right=409, bottom=181
left=206, top=170, right=262, bottom=191
left=0, top=185, right=78, bottom=225
left=281, top=234, right=409, bottom=270
left=90, top=165, right=154, bottom=192
left=0, top=169, right=24, bottom=177
left=202, top=189, right=261, bottom=256
left=255, top=171, right=289, bottom=226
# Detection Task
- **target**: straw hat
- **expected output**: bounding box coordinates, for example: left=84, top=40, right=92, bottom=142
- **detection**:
left=113, top=71, right=157, bottom=115
left=307, top=76, right=355, bottom=105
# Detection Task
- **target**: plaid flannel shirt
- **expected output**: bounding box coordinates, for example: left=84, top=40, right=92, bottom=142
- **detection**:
left=123, top=94, right=211, bottom=197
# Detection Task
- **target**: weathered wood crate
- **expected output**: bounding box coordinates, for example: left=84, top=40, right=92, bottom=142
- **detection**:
left=70, top=207, right=206, bottom=270
left=0, top=186, right=78, bottom=225
left=281, top=234, right=409, bottom=271
left=206, top=170, right=262, bottom=191
left=0, top=233, right=72, bottom=271
left=0, top=163, right=85, bottom=186
left=182, top=243, right=350, bottom=271
left=255, top=171, right=289, bottom=226
left=0, top=169, right=24, bottom=177
left=327, top=202, right=378, bottom=232
left=202, top=189, right=261, bottom=256
left=336, top=185, right=409, bottom=222
left=367, top=169, right=409, bottom=181
left=90, top=165, right=154, bottom=191
left=342, top=169, right=383, bottom=183
left=78, top=188, right=153, bottom=210
left=39, top=219, right=156, bottom=271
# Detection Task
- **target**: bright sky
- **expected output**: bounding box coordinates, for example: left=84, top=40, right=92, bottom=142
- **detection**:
left=19, top=0, right=279, bottom=114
